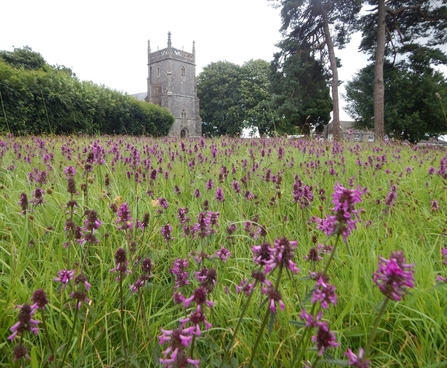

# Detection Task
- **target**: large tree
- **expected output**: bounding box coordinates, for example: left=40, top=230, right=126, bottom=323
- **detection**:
left=270, top=47, right=332, bottom=135
left=358, top=0, right=447, bottom=140
left=345, top=58, right=447, bottom=142
left=197, top=60, right=274, bottom=137
left=274, top=0, right=362, bottom=139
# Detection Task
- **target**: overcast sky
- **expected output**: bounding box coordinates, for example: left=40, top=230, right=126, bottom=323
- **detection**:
left=0, top=0, right=423, bottom=121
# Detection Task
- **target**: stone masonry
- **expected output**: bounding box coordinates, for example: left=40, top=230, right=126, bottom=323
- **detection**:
left=146, top=32, right=202, bottom=137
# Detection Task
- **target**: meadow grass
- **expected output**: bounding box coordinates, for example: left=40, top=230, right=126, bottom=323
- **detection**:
left=0, top=135, right=446, bottom=367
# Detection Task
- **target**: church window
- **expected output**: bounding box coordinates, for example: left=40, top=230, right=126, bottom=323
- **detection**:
left=181, top=66, right=185, bottom=77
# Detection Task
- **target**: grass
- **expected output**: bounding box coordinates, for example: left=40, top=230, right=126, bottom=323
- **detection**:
left=0, top=135, right=446, bottom=367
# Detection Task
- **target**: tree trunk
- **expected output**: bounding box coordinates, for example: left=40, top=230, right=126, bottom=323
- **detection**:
left=320, top=2, right=340, bottom=140
left=374, top=0, right=386, bottom=140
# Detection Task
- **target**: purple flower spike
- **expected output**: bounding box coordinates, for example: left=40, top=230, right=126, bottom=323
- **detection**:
left=54, top=269, right=75, bottom=286
left=8, top=304, right=40, bottom=340
left=345, top=348, right=370, bottom=367
left=311, top=321, right=340, bottom=356
left=373, top=250, right=415, bottom=301
left=315, top=183, right=363, bottom=242
left=311, top=277, right=337, bottom=309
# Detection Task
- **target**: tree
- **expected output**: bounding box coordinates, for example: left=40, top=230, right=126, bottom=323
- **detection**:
left=197, top=60, right=274, bottom=137
left=270, top=48, right=332, bottom=135
left=274, top=0, right=362, bottom=139
left=0, top=46, right=47, bottom=70
left=345, top=60, right=447, bottom=142
left=358, top=0, right=447, bottom=140
left=239, top=59, right=275, bottom=135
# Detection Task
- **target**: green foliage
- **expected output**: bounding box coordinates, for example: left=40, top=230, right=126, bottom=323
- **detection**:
left=0, top=46, right=47, bottom=70
left=270, top=50, right=332, bottom=134
left=0, top=48, right=174, bottom=136
left=358, top=0, right=447, bottom=61
left=345, top=61, right=447, bottom=142
left=197, top=60, right=274, bottom=137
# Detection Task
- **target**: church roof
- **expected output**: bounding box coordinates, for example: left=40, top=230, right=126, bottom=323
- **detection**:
left=130, top=92, right=147, bottom=102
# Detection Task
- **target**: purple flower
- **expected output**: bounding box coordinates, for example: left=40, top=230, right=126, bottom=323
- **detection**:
left=8, top=304, right=40, bottom=340
left=179, top=304, right=212, bottom=335
left=161, top=223, right=174, bottom=242
left=236, top=279, right=254, bottom=296
left=31, top=188, right=45, bottom=206
left=214, top=247, right=231, bottom=262
left=31, top=289, right=49, bottom=311
left=311, top=277, right=337, bottom=309
left=215, top=187, right=225, bottom=202
left=12, top=343, right=30, bottom=361
left=385, top=185, right=397, bottom=207
left=171, top=258, right=190, bottom=290
left=206, top=179, right=214, bottom=190
left=116, top=202, right=133, bottom=230
left=18, top=192, right=28, bottom=215
left=54, top=269, right=75, bottom=286
left=345, top=348, right=370, bottom=367
left=442, top=248, right=447, bottom=265
left=110, top=248, right=130, bottom=280
left=263, top=237, right=299, bottom=274
left=70, top=291, right=90, bottom=309
left=64, top=166, right=76, bottom=178
left=373, top=250, right=415, bottom=301
left=315, top=184, right=363, bottom=242
left=263, top=286, right=285, bottom=313
left=158, top=327, right=200, bottom=367
left=292, top=176, right=314, bottom=208
left=299, top=308, right=323, bottom=328
left=311, top=321, right=340, bottom=356
left=183, top=286, right=214, bottom=309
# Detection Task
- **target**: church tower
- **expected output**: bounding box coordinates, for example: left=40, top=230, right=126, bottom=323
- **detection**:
left=146, top=32, right=202, bottom=137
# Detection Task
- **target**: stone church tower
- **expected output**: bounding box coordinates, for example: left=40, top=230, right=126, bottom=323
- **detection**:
left=146, top=32, right=202, bottom=137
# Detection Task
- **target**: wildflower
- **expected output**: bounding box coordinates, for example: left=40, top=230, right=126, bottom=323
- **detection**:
left=214, top=246, right=231, bottom=262
left=299, top=308, right=323, bottom=328
left=292, top=176, right=314, bottom=208
left=18, top=192, right=28, bottom=214
left=74, top=273, right=91, bottom=291
left=171, top=258, right=190, bottom=289
left=236, top=279, right=254, bottom=296
left=183, top=286, right=214, bottom=309
left=31, top=289, right=49, bottom=311
left=130, top=257, right=152, bottom=292
left=263, top=286, right=285, bottom=313
left=311, top=277, right=337, bottom=309
left=116, top=202, right=133, bottom=230
left=31, top=188, right=45, bottom=206
left=311, top=321, right=340, bottom=356
left=136, top=212, right=150, bottom=230
left=180, top=304, right=213, bottom=336
left=206, top=179, right=214, bottom=190
left=304, top=247, right=323, bottom=262
left=263, top=237, right=299, bottom=274
left=345, top=348, right=370, bottom=368
left=215, top=187, right=225, bottom=202
left=315, top=184, right=363, bottom=242
left=158, top=197, right=169, bottom=210
left=161, top=223, right=174, bottom=242
left=252, top=242, right=273, bottom=267
left=373, top=250, right=415, bottom=301
left=385, top=185, right=397, bottom=207
left=110, top=248, right=130, bottom=280
left=70, top=291, right=90, bottom=309
left=8, top=303, right=40, bottom=340
left=158, top=326, right=200, bottom=367
left=54, top=269, right=75, bottom=286
left=64, top=166, right=76, bottom=178
left=177, top=207, right=190, bottom=224
left=12, top=343, right=30, bottom=361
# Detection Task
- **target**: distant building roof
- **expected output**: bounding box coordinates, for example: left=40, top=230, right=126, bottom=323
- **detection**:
left=131, top=92, right=147, bottom=102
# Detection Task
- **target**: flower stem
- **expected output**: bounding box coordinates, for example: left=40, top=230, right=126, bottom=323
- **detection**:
left=59, top=307, right=79, bottom=368
left=247, top=265, right=284, bottom=368
left=119, top=272, right=128, bottom=362
left=219, top=279, right=258, bottom=368
left=364, top=297, right=390, bottom=360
